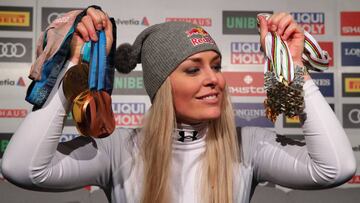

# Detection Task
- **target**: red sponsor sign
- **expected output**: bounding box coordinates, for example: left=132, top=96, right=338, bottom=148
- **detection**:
left=166, top=17, right=212, bottom=27
left=348, top=175, right=360, bottom=184
left=341, top=12, right=360, bottom=36
left=223, top=72, right=265, bottom=96
left=318, top=42, right=334, bottom=67
left=0, top=109, right=27, bottom=118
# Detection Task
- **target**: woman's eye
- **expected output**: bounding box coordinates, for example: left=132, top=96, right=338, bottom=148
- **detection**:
left=185, top=67, right=200, bottom=74
left=212, top=64, right=222, bottom=72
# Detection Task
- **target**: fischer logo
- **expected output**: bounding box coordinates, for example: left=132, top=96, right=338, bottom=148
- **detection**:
left=115, top=17, right=149, bottom=26
left=233, top=103, right=274, bottom=127
left=223, top=72, right=265, bottom=96
left=318, top=42, right=333, bottom=67
left=231, top=42, right=264, bottom=64
left=166, top=17, right=212, bottom=27
left=0, top=77, right=26, bottom=87
left=341, top=12, right=360, bottom=36
left=0, top=109, right=27, bottom=118
left=185, top=27, right=215, bottom=46
left=112, top=103, right=146, bottom=127
left=291, top=12, right=325, bottom=35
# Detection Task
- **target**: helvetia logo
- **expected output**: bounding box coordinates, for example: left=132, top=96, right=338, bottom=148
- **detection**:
left=115, top=17, right=149, bottom=26
left=0, top=77, right=26, bottom=87
left=291, top=12, right=325, bottom=35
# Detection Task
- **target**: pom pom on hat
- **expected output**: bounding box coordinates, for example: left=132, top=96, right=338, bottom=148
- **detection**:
left=114, top=43, right=138, bottom=73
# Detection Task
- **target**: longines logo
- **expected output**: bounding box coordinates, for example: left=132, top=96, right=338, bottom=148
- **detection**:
left=341, top=42, right=360, bottom=66
left=0, top=6, right=32, bottom=31
left=342, top=73, right=360, bottom=97
left=343, top=104, right=360, bottom=128
left=233, top=103, right=274, bottom=127
left=0, top=38, right=32, bottom=62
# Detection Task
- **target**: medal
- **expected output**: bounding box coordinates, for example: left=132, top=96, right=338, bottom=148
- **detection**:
left=62, top=62, right=89, bottom=101
left=258, top=13, right=329, bottom=122
left=70, top=31, right=115, bottom=138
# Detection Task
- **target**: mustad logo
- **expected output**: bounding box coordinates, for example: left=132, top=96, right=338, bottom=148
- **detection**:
left=112, top=103, right=146, bottom=127
left=115, top=17, right=149, bottom=26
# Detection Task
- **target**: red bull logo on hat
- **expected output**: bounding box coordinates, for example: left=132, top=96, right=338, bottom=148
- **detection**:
left=185, top=27, right=215, bottom=46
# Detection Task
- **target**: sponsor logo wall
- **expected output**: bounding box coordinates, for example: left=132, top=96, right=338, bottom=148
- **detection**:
left=0, top=0, right=360, bottom=190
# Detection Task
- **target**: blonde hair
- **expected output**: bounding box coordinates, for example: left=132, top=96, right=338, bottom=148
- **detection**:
left=140, top=78, right=241, bottom=203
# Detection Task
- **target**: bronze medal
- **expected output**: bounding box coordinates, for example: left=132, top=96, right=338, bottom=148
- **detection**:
left=63, top=63, right=89, bottom=102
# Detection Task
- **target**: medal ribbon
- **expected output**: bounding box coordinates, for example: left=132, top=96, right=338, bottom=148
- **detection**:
left=259, top=13, right=330, bottom=83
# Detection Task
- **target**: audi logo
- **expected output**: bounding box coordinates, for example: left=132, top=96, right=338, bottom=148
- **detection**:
left=0, top=42, right=26, bottom=58
left=348, top=108, right=360, bottom=124
left=47, top=12, right=67, bottom=25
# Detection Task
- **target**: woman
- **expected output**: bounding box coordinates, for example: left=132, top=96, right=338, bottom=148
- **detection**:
left=1, top=8, right=356, bottom=203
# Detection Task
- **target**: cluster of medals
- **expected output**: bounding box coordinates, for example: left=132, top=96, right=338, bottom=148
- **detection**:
left=63, top=31, right=115, bottom=138
left=258, top=13, right=330, bottom=122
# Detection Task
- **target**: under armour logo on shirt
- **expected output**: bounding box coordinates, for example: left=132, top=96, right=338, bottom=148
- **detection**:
left=177, top=130, right=199, bottom=142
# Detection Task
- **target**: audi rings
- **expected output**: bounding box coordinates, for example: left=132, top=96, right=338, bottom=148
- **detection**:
left=349, top=109, right=360, bottom=124
left=47, top=12, right=66, bottom=25
left=0, top=42, right=26, bottom=58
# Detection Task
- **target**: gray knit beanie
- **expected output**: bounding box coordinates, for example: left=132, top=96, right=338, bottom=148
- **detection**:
left=115, top=21, right=221, bottom=101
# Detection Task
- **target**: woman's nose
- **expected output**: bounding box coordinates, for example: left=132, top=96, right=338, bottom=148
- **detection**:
left=203, top=67, right=219, bottom=88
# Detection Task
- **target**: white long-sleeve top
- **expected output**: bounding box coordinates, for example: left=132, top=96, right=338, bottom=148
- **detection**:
left=1, top=62, right=356, bottom=202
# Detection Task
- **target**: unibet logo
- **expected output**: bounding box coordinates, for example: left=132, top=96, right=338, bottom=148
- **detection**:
left=0, top=139, right=9, bottom=153
left=112, top=71, right=146, bottom=95
left=115, top=17, right=149, bottom=26
left=231, top=42, right=264, bottom=64
left=223, top=11, right=273, bottom=35
left=291, top=12, right=325, bottom=35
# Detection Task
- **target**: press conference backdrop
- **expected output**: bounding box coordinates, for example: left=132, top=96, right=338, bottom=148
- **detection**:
left=0, top=0, right=360, bottom=202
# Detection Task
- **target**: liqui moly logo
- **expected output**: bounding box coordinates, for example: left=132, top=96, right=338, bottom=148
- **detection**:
left=185, top=27, right=215, bottom=46
left=291, top=12, right=325, bottom=35
left=112, top=103, right=146, bottom=127
left=231, top=42, right=264, bottom=64
left=223, top=72, right=265, bottom=96
left=341, top=12, right=360, bottom=36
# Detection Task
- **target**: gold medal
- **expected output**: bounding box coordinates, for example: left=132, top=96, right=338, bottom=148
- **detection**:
left=62, top=63, right=89, bottom=102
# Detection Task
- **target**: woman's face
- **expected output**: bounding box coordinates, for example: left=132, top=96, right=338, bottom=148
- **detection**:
left=170, top=50, right=225, bottom=124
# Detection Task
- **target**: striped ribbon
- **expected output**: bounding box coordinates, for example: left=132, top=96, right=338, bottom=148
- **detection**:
left=259, top=13, right=330, bottom=84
